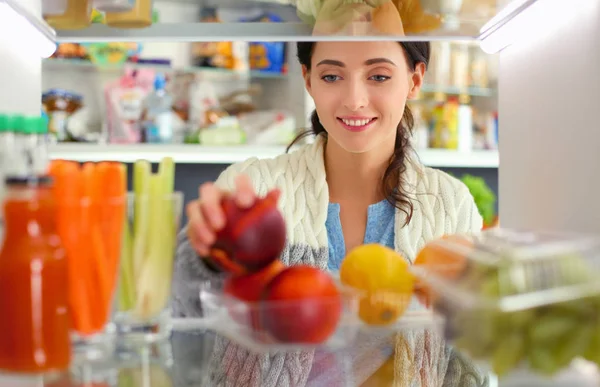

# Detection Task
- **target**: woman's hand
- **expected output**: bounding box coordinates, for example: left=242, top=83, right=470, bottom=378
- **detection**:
left=186, top=174, right=256, bottom=257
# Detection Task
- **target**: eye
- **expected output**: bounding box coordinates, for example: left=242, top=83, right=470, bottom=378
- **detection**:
left=321, top=75, right=341, bottom=83
left=370, top=75, right=391, bottom=83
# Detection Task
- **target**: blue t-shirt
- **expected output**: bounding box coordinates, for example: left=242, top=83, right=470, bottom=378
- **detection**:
left=326, top=198, right=396, bottom=271
left=308, top=199, right=397, bottom=384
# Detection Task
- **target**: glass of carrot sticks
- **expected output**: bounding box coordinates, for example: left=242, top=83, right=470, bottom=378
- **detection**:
left=113, top=157, right=183, bottom=344
left=48, top=159, right=128, bottom=362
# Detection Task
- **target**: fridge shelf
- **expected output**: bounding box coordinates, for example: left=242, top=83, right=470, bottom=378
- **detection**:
left=48, top=144, right=499, bottom=167
left=52, top=0, right=535, bottom=43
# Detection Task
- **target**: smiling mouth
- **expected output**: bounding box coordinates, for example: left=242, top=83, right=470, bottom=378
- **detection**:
left=337, top=117, right=377, bottom=131
left=339, top=117, right=375, bottom=126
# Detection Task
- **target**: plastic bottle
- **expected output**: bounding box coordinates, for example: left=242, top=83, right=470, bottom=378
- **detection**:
left=142, top=74, right=173, bottom=144
left=0, top=175, right=71, bottom=374
left=457, top=94, right=473, bottom=152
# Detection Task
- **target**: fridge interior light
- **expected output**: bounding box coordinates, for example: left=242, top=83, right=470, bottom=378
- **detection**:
left=479, top=0, right=577, bottom=54
left=0, top=0, right=57, bottom=58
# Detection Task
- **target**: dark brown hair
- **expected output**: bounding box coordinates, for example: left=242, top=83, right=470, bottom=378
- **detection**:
left=288, top=42, right=431, bottom=226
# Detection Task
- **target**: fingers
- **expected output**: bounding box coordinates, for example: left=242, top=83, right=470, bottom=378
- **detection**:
left=186, top=174, right=264, bottom=258
left=199, top=182, right=226, bottom=231
left=233, top=174, right=256, bottom=208
left=186, top=200, right=212, bottom=256
left=185, top=182, right=226, bottom=256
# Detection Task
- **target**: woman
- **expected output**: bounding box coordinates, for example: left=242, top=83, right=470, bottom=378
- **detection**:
left=172, top=41, right=489, bottom=387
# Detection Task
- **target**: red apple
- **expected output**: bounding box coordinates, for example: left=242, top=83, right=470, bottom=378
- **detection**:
left=260, top=265, right=342, bottom=344
left=208, top=190, right=286, bottom=275
left=223, top=260, right=286, bottom=330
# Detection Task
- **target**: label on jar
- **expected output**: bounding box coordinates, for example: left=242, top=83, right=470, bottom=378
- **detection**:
left=49, top=111, right=68, bottom=141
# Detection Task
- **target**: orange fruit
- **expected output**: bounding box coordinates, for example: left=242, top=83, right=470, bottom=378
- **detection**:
left=413, top=234, right=473, bottom=307
left=340, top=244, right=414, bottom=326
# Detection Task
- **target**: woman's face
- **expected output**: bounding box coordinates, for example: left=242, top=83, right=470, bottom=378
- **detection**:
left=303, top=41, right=424, bottom=154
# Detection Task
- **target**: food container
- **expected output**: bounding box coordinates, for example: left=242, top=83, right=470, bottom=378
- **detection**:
left=199, top=276, right=360, bottom=353
left=197, top=274, right=442, bottom=354
left=42, top=89, right=84, bottom=141
left=44, top=0, right=92, bottom=30
left=43, top=0, right=68, bottom=16
left=93, top=0, right=135, bottom=13
left=420, top=0, right=464, bottom=29
left=105, top=0, right=152, bottom=29
left=411, top=228, right=600, bottom=380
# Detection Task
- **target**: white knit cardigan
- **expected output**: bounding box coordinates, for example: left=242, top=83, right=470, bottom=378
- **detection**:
left=172, top=135, right=489, bottom=387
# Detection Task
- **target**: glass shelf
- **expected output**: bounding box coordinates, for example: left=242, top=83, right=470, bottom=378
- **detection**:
left=52, top=0, right=537, bottom=43
left=419, top=84, right=495, bottom=97
left=1, top=327, right=598, bottom=386
left=47, top=143, right=499, bottom=167
left=42, top=58, right=288, bottom=79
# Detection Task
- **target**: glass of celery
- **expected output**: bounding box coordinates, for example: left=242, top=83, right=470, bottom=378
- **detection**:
left=113, top=157, right=183, bottom=344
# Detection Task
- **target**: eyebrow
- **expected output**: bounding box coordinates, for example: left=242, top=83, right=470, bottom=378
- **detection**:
left=316, top=58, right=396, bottom=67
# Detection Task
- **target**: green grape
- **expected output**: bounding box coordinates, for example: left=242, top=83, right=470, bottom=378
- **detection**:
left=496, top=266, right=520, bottom=296
left=480, top=275, right=501, bottom=298
left=554, top=324, right=595, bottom=368
left=455, top=335, right=491, bottom=359
left=508, top=310, right=537, bottom=328
left=491, top=333, right=525, bottom=377
left=528, top=345, right=561, bottom=376
left=453, top=310, right=497, bottom=357
left=528, top=313, right=578, bottom=344
left=583, top=326, right=600, bottom=365
left=554, top=298, right=595, bottom=316
left=557, top=254, right=595, bottom=285
left=495, top=310, right=536, bottom=335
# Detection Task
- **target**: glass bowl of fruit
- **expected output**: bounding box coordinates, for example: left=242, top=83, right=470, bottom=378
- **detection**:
left=199, top=262, right=362, bottom=353
left=411, top=229, right=600, bottom=380
left=193, top=189, right=361, bottom=352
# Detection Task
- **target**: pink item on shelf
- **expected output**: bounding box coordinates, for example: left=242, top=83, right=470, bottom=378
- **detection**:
left=105, top=68, right=154, bottom=144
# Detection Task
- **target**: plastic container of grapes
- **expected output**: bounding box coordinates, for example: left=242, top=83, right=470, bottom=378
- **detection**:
left=410, top=228, right=600, bottom=381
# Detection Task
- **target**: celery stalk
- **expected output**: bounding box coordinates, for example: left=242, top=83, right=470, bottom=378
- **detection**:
left=157, top=157, right=176, bottom=285
left=158, top=157, right=175, bottom=195
left=132, top=160, right=151, bottom=281
left=134, top=157, right=177, bottom=319
left=134, top=176, right=167, bottom=318
left=117, top=218, right=135, bottom=311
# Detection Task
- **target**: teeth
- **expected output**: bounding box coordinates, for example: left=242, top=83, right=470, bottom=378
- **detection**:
left=341, top=118, right=372, bottom=126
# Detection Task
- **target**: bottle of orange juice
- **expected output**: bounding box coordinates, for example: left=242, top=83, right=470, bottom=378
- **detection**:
left=0, top=176, right=71, bottom=374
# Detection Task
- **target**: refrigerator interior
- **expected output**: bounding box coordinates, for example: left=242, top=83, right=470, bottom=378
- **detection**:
left=0, top=0, right=599, bottom=386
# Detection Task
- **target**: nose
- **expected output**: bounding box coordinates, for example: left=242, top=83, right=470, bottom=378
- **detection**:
left=343, top=79, right=368, bottom=111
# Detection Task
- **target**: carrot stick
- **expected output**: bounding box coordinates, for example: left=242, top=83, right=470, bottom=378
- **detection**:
left=80, top=163, right=110, bottom=333
left=95, top=162, right=127, bottom=302
left=49, top=161, right=96, bottom=334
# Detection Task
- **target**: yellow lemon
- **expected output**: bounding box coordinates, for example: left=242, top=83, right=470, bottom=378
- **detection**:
left=340, top=244, right=414, bottom=326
